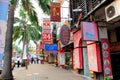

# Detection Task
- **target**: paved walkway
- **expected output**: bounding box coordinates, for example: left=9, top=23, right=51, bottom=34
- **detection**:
left=13, top=63, right=92, bottom=80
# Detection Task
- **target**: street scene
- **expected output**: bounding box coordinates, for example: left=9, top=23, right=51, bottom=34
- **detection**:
left=0, top=0, right=120, bottom=80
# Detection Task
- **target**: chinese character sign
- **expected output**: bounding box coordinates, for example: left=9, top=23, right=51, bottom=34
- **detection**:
left=50, top=2, right=61, bottom=22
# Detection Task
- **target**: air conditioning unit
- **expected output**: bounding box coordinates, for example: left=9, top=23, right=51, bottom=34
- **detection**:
left=105, top=1, right=120, bottom=22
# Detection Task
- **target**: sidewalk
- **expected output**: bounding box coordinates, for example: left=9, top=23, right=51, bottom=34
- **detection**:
left=13, top=63, right=92, bottom=80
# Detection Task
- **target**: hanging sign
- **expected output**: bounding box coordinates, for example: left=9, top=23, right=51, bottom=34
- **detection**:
left=50, top=2, right=61, bottom=22
left=60, top=25, right=70, bottom=45
left=81, top=22, right=98, bottom=41
left=44, top=44, right=58, bottom=51
left=42, top=33, right=53, bottom=43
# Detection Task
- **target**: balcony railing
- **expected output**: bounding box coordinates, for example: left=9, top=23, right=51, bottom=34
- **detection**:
left=70, top=0, right=107, bottom=27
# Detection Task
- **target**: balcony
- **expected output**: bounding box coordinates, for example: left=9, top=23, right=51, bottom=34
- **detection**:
left=70, top=0, right=108, bottom=27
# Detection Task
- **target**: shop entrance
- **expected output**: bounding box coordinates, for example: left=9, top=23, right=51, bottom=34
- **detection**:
left=111, top=53, right=120, bottom=80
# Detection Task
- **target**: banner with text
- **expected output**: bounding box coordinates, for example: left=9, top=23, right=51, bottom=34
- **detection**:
left=50, top=2, right=61, bottom=22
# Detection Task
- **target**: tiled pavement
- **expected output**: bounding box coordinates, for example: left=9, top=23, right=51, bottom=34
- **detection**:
left=13, top=63, right=92, bottom=80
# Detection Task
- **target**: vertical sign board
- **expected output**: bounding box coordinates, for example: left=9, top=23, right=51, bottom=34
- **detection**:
left=73, top=30, right=83, bottom=69
left=101, top=38, right=113, bottom=79
left=87, top=42, right=102, bottom=72
left=50, top=2, right=61, bottom=22
left=0, top=0, right=9, bottom=70
left=81, top=22, right=98, bottom=41
left=73, top=48, right=83, bottom=69
left=42, top=18, right=53, bottom=44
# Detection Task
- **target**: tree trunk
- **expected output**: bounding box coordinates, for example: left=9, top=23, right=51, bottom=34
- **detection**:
left=1, top=4, right=15, bottom=80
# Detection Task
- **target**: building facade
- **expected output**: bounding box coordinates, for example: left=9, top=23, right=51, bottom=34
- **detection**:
left=69, top=0, right=120, bottom=80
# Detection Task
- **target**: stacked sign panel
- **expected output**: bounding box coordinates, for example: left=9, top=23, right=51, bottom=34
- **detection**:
left=42, top=18, right=53, bottom=44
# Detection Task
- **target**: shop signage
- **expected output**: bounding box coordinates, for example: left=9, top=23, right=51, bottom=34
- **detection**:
left=42, top=18, right=53, bottom=43
left=73, top=48, right=83, bottom=69
left=44, top=44, right=58, bottom=51
left=101, top=38, right=113, bottom=79
left=42, top=18, right=51, bottom=33
left=59, top=54, right=65, bottom=65
left=73, top=30, right=82, bottom=48
left=110, top=42, right=120, bottom=52
left=87, top=42, right=102, bottom=72
left=42, top=33, right=53, bottom=43
left=60, top=25, right=70, bottom=45
left=50, top=2, right=61, bottom=22
left=81, top=22, right=98, bottom=41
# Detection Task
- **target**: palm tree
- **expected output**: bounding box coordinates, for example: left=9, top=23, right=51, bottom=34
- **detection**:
left=1, top=0, right=50, bottom=79
left=13, top=7, right=41, bottom=56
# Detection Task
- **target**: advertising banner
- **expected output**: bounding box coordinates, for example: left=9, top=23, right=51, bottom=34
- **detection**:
left=42, top=18, right=51, bottom=30
left=101, top=38, right=113, bottom=79
left=81, top=22, right=98, bottom=41
left=87, top=42, right=102, bottom=72
left=0, top=0, right=9, bottom=70
left=0, top=0, right=9, bottom=21
left=0, top=21, right=7, bottom=47
left=42, top=18, right=53, bottom=43
left=42, top=33, right=53, bottom=43
left=50, top=2, right=61, bottom=22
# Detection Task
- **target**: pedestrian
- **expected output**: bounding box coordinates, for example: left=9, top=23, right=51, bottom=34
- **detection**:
left=16, top=56, right=21, bottom=68
left=31, top=57, right=34, bottom=64
left=36, top=57, right=39, bottom=64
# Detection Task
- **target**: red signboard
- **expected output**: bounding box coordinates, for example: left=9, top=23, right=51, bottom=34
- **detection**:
left=81, top=22, right=98, bottom=41
left=87, top=42, right=102, bottom=72
left=73, top=48, right=83, bottom=69
left=101, top=38, right=113, bottom=79
left=50, top=2, right=61, bottom=22
left=73, top=30, right=83, bottom=69
left=73, top=30, right=82, bottom=48
left=42, top=33, right=52, bottom=43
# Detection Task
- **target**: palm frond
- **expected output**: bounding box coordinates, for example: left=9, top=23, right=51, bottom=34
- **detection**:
left=21, top=0, right=39, bottom=25
left=37, top=0, right=50, bottom=15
